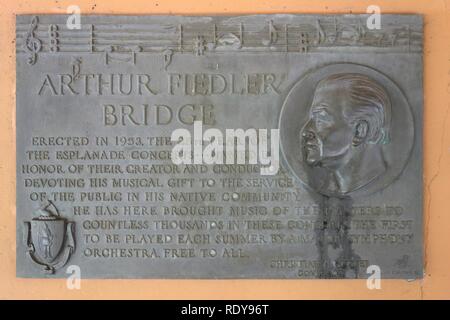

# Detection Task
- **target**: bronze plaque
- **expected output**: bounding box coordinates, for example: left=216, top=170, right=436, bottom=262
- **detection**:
left=16, top=14, right=423, bottom=278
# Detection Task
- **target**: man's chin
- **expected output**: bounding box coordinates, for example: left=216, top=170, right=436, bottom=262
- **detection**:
left=305, top=156, right=322, bottom=167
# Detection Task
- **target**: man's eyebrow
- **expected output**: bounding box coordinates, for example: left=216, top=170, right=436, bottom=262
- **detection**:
left=312, top=102, right=330, bottom=108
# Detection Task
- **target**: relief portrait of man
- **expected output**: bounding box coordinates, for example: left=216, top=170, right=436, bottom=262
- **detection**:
left=300, top=73, right=392, bottom=195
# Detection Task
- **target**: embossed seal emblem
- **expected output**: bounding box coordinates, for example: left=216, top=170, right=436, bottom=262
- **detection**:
left=24, top=200, right=75, bottom=274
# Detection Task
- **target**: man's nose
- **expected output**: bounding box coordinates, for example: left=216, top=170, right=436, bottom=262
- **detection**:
left=302, top=124, right=316, bottom=140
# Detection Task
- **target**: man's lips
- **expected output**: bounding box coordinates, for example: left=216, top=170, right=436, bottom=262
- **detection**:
left=304, top=142, right=318, bottom=150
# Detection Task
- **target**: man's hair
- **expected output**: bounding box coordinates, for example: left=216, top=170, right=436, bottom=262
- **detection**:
left=317, top=73, right=391, bottom=144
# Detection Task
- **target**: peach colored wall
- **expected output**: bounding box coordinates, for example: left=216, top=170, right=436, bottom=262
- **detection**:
left=0, top=0, right=449, bottom=299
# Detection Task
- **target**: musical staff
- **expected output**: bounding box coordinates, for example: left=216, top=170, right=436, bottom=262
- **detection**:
left=16, top=15, right=423, bottom=66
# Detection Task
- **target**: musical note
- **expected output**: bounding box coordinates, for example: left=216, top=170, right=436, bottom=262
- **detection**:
left=217, top=33, right=241, bottom=50
left=23, top=16, right=42, bottom=65
left=284, top=24, right=288, bottom=52
left=163, top=49, right=174, bottom=70
left=357, top=19, right=366, bottom=42
left=340, top=23, right=364, bottom=45
left=373, top=33, right=384, bottom=46
left=48, top=24, right=59, bottom=53
left=90, top=24, right=94, bottom=53
left=131, top=45, right=142, bottom=64
left=103, top=45, right=113, bottom=64
left=104, top=45, right=142, bottom=65
left=178, top=24, right=183, bottom=53
left=407, top=25, right=411, bottom=52
left=71, top=57, right=82, bottom=81
left=328, top=17, right=338, bottom=44
left=388, top=33, right=398, bottom=47
left=194, top=36, right=206, bottom=56
left=239, top=23, right=244, bottom=47
left=299, top=33, right=309, bottom=52
left=314, top=19, right=326, bottom=46
left=212, top=24, right=218, bottom=49
left=262, top=20, right=278, bottom=46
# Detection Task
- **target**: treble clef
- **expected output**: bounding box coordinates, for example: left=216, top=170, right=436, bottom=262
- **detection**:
left=23, top=16, right=42, bottom=65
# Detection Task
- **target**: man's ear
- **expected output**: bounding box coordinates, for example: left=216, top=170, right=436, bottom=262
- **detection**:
left=352, top=120, right=369, bottom=146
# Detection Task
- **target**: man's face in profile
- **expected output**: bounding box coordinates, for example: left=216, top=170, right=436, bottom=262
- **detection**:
left=301, top=83, right=355, bottom=168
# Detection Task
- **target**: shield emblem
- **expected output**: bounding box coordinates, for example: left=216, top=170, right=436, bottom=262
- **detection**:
left=30, top=218, right=65, bottom=264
